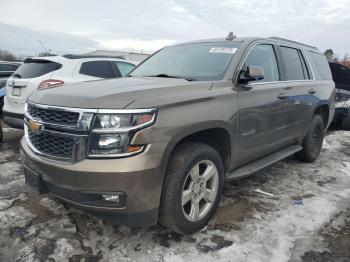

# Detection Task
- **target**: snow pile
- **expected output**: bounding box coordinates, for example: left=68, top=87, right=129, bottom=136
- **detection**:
left=0, top=131, right=350, bottom=261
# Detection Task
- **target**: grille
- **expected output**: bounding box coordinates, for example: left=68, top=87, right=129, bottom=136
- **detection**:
left=28, top=129, right=75, bottom=159
left=27, top=103, right=80, bottom=126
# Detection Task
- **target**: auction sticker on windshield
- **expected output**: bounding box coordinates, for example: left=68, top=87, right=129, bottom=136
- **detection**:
left=209, top=47, right=237, bottom=54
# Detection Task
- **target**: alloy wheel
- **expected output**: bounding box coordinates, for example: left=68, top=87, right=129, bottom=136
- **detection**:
left=181, top=160, right=219, bottom=222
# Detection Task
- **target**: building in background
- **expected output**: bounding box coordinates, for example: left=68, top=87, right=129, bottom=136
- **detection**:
left=85, top=50, right=150, bottom=63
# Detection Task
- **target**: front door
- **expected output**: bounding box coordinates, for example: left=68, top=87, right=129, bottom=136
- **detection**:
left=237, top=43, right=290, bottom=165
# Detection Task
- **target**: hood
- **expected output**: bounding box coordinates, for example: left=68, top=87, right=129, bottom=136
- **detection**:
left=28, top=77, right=213, bottom=109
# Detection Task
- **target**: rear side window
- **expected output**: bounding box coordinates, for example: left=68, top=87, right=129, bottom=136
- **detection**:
left=243, top=44, right=280, bottom=83
left=0, top=63, right=19, bottom=71
left=112, top=61, right=135, bottom=76
left=13, top=60, right=61, bottom=79
left=308, top=51, right=332, bottom=80
left=280, top=46, right=308, bottom=80
left=79, top=61, right=115, bottom=78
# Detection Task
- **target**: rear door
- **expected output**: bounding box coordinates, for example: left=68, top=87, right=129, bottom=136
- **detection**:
left=279, top=47, right=321, bottom=141
left=237, top=43, right=290, bottom=165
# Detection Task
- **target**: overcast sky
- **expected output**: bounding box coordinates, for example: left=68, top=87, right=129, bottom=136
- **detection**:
left=0, top=0, right=349, bottom=57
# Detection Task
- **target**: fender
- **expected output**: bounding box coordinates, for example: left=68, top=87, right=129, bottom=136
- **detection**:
left=157, top=120, right=233, bottom=186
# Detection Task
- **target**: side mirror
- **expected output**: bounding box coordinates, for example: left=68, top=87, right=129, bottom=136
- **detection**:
left=239, top=66, right=265, bottom=84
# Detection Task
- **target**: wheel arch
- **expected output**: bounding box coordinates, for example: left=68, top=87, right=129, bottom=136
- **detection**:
left=313, top=102, right=330, bottom=129
left=160, top=123, right=232, bottom=175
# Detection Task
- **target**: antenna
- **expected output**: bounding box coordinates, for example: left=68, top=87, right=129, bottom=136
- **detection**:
left=38, top=40, right=50, bottom=54
left=226, top=32, right=236, bottom=41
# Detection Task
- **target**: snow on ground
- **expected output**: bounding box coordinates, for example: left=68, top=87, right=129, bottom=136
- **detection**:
left=0, top=128, right=350, bottom=261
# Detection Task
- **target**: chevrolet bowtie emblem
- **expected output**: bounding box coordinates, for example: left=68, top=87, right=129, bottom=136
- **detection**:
left=28, top=120, right=43, bottom=134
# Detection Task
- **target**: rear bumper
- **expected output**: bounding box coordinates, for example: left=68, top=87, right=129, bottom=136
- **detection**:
left=3, top=111, right=24, bottom=129
left=21, top=137, right=168, bottom=227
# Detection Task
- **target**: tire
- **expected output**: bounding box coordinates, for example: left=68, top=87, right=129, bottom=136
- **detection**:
left=159, top=142, right=224, bottom=234
left=341, top=114, right=350, bottom=130
left=295, top=114, right=324, bottom=162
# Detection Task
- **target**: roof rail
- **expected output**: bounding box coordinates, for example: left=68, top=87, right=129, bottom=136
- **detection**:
left=62, top=54, right=125, bottom=60
left=269, top=37, right=318, bottom=50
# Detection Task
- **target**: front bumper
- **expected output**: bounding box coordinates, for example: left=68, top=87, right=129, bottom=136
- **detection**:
left=21, top=137, right=167, bottom=227
left=3, top=111, right=24, bottom=129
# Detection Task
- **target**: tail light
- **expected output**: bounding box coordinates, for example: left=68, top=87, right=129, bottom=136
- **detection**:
left=38, top=79, right=64, bottom=90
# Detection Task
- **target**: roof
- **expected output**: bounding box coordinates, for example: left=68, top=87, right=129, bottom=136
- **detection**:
left=86, top=50, right=150, bottom=56
left=173, top=37, right=247, bottom=46
left=170, top=35, right=318, bottom=51
left=22, top=55, right=130, bottom=64
left=268, top=37, right=318, bottom=50
left=0, top=61, right=21, bottom=64
left=62, top=54, right=125, bottom=60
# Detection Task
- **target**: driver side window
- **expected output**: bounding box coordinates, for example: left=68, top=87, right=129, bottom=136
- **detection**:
left=243, top=44, right=280, bottom=83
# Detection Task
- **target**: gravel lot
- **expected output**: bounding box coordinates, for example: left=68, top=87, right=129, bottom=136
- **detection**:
left=0, top=124, right=350, bottom=262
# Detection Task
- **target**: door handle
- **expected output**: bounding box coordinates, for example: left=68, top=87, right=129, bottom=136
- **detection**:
left=308, top=89, right=316, bottom=94
left=277, top=92, right=289, bottom=99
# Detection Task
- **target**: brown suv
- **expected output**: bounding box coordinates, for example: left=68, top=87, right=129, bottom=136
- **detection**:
left=21, top=35, right=335, bottom=233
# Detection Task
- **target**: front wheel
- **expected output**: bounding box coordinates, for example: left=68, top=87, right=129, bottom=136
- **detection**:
left=159, top=142, right=224, bottom=234
left=296, top=114, right=324, bottom=162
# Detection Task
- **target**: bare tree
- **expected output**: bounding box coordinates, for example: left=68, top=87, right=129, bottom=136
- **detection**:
left=0, top=49, right=17, bottom=61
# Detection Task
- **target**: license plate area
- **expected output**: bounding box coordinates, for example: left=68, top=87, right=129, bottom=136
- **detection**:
left=12, top=87, right=21, bottom=96
left=24, top=168, right=48, bottom=194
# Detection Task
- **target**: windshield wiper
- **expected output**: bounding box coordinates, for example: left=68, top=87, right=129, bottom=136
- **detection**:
left=12, top=73, right=22, bottom=78
left=143, top=74, right=197, bottom=81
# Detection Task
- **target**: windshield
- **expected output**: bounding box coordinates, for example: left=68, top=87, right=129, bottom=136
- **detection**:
left=130, top=42, right=241, bottom=81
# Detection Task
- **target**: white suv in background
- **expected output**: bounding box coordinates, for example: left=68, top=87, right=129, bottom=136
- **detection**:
left=3, top=55, right=135, bottom=128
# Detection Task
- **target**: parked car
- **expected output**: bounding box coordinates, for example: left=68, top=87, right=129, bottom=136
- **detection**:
left=0, top=87, right=5, bottom=117
left=0, top=121, right=2, bottom=143
left=329, top=62, right=350, bottom=129
left=21, top=34, right=335, bottom=234
left=0, top=61, right=21, bottom=116
left=0, top=61, right=21, bottom=79
left=3, top=55, right=135, bottom=128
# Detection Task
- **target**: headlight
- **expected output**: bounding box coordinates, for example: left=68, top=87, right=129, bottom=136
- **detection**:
left=88, top=109, right=157, bottom=158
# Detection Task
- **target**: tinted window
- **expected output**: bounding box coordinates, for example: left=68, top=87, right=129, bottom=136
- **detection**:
left=308, top=52, right=332, bottom=80
left=0, top=63, right=19, bottom=72
left=113, top=62, right=135, bottom=76
left=131, top=42, right=241, bottom=81
left=280, top=47, right=306, bottom=80
left=79, top=61, right=115, bottom=78
left=13, top=59, right=61, bottom=79
left=243, top=44, right=280, bottom=83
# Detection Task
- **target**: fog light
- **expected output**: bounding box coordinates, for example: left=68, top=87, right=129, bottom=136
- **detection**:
left=102, top=194, right=120, bottom=202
